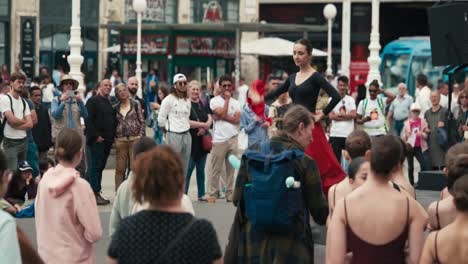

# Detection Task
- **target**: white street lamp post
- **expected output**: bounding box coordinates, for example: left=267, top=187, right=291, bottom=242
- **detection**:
left=68, top=0, right=85, bottom=94
left=323, top=4, right=337, bottom=76
left=341, top=0, right=351, bottom=77
left=133, top=0, right=147, bottom=98
left=366, top=0, right=382, bottom=87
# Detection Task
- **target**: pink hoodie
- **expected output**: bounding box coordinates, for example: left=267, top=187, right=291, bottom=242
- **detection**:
left=35, top=164, right=102, bottom=264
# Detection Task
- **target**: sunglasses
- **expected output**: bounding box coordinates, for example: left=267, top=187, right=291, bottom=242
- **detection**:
left=222, top=84, right=232, bottom=88
left=177, top=81, right=187, bottom=86
left=460, top=96, right=467, bottom=99
left=369, top=90, right=378, bottom=93
left=63, top=81, right=75, bottom=85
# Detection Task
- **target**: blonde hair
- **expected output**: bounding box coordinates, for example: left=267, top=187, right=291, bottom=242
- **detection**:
left=188, top=80, right=201, bottom=97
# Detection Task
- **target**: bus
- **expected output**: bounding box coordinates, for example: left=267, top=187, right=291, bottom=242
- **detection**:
left=380, top=37, right=446, bottom=96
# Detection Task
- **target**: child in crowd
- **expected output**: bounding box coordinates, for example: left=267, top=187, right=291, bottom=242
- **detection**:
left=35, top=128, right=102, bottom=263
left=327, top=130, right=372, bottom=217
left=241, top=80, right=271, bottom=148
left=5, top=161, right=38, bottom=211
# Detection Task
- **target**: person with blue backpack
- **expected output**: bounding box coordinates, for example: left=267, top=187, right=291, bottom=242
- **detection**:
left=231, top=105, right=328, bottom=263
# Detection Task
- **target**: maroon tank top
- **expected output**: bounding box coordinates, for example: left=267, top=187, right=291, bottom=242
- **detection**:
left=344, top=197, right=409, bottom=264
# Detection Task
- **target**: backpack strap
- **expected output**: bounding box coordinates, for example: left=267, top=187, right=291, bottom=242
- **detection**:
left=377, top=97, right=388, bottom=133
left=6, top=94, right=26, bottom=115
left=6, top=94, right=14, bottom=115
left=154, top=218, right=197, bottom=263
left=361, top=98, right=368, bottom=116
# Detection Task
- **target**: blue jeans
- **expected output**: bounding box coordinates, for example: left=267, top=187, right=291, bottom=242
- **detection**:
left=27, top=140, right=40, bottom=178
left=153, top=127, right=163, bottom=145
left=87, top=141, right=112, bottom=193
left=393, top=119, right=406, bottom=136
left=185, top=154, right=207, bottom=198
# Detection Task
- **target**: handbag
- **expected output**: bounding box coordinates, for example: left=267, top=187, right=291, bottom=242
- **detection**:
left=202, top=133, right=213, bottom=152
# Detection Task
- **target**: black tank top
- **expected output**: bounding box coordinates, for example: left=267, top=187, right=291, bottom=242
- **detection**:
left=344, top=197, right=410, bottom=264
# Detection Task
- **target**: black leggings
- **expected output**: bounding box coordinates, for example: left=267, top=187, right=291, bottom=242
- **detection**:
left=329, top=137, right=346, bottom=163
left=407, top=147, right=430, bottom=185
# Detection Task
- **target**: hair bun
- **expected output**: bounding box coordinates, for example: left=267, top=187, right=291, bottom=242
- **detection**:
left=453, top=175, right=468, bottom=212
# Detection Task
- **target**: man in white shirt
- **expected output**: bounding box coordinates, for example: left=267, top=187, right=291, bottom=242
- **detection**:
left=356, top=80, right=396, bottom=137
left=328, top=76, right=356, bottom=163
left=0, top=72, right=33, bottom=171
left=206, top=75, right=240, bottom=203
left=415, top=74, right=432, bottom=117
left=157, top=73, right=192, bottom=172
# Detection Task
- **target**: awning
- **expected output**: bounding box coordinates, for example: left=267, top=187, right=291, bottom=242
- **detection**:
left=241, top=37, right=327, bottom=57
left=100, top=22, right=327, bottom=33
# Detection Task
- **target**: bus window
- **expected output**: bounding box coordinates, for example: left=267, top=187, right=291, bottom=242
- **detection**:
left=381, top=54, right=409, bottom=92
left=408, top=56, right=445, bottom=96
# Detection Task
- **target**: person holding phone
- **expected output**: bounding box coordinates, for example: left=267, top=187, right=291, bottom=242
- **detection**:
left=51, top=75, right=88, bottom=178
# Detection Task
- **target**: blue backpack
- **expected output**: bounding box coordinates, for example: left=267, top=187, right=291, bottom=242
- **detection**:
left=242, top=143, right=305, bottom=233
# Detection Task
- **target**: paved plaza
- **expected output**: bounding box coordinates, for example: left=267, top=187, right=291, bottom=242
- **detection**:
left=16, top=164, right=440, bottom=263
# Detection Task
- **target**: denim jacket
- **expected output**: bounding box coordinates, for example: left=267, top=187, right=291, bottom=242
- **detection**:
left=240, top=105, right=270, bottom=148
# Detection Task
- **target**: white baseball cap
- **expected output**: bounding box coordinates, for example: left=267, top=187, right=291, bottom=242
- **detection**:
left=410, top=102, right=421, bottom=111
left=173, top=73, right=187, bottom=84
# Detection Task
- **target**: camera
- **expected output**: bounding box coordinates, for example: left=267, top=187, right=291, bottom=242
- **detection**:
left=67, top=91, right=78, bottom=99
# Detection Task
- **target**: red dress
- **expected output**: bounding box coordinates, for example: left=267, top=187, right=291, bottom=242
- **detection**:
left=306, top=122, right=346, bottom=195
left=265, top=72, right=346, bottom=196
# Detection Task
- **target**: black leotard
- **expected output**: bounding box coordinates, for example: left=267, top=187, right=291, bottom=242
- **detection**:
left=265, top=72, right=341, bottom=115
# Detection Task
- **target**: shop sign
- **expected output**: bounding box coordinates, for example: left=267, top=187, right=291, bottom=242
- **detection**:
left=126, top=0, right=166, bottom=23
left=20, top=17, right=36, bottom=78
left=121, top=34, right=169, bottom=55
left=175, top=36, right=235, bottom=57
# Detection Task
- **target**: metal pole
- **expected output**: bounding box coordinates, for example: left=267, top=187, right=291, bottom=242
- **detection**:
left=235, top=28, right=240, bottom=89
left=136, top=12, right=143, bottom=98
left=68, top=0, right=85, bottom=94
left=366, top=0, right=382, bottom=89
left=326, top=19, right=333, bottom=76
left=341, top=0, right=351, bottom=77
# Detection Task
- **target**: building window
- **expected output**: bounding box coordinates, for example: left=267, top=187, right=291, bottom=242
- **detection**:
left=39, top=0, right=99, bottom=85
left=0, top=22, right=6, bottom=67
left=191, top=0, right=239, bottom=23
left=125, top=0, right=177, bottom=24
left=0, top=0, right=8, bottom=17
left=0, top=0, right=9, bottom=68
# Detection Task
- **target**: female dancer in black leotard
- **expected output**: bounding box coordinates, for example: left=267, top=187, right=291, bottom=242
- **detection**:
left=263, top=38, right=345, bottom=195
left=329, top=136, right=427, bottom=264
left=420, top=172, right=468, bottom=264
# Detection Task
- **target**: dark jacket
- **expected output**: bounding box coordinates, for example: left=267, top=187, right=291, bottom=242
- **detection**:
left=32, top=103, right=52, bottom=152
left=85, top=94, right=117, bottom=145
